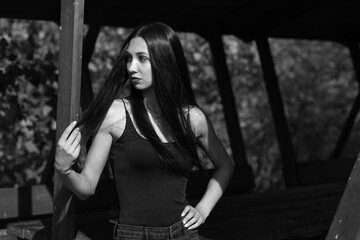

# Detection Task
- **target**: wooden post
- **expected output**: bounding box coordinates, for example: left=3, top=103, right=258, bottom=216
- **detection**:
left=52, top=0, right=84, bottom=239
left=326, top=153, right=360, bottom=240
left=326, top=42, right=360, bottom=240
left=206, top=33, right=249, bottom=167
left=256, top=37, right=298, bottom=187
left=331, top=42, right=360, bottom=159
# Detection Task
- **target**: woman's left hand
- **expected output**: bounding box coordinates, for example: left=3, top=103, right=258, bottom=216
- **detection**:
left=181, top=205, right=206, bottom=229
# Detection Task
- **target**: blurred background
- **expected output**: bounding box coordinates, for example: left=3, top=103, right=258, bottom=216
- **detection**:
left=1, top=18, right=358, bottom=192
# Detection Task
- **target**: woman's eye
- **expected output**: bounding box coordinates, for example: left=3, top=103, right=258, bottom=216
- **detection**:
left=139, top=56, right=148, bottom=62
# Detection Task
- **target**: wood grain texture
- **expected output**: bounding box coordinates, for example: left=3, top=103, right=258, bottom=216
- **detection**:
left=256, top=37, right=298, bottom=188
left=52, top=0, right=84, bottom=239
left=6, top=183, right=344, bottom=240
left=0, top=185, right=53, bottom=220
left=206, top=32, right=249, bottom=167
left=326, top=154, right=360, bottom=240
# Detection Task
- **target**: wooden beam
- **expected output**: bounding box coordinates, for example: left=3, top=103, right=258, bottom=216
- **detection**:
left=206, top=33, right=249, bottom=167
left=255, top=37, right=299, bottom=187
left=0, top=185, right=53, bottom=219
left=52, top=0, right=84, bottom=239
left=80, top=7, right=105, bottom=110
left=232, top=0, right=325, bottom=42
left=1, top=169, right=239, bottom=221
left=0, top=180, right=117, bottom=221
left=331, top=94, right=360, bottom=159
left=6, top=183, right=344, bottom=240
left=331, top=42, right=360, bottom=159
left=326, top=153, right=360, bottom=240
left=201, top=182, right=344, bottom=240
left=82, top=6, right=104, bottom=68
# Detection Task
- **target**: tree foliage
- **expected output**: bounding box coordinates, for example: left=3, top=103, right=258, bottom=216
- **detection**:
left=0, top=19, right=58, bottom=187
left=271, top=39, right=357, bottom=162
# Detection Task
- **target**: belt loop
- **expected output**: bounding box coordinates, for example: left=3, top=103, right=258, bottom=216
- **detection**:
left=145, top=227, right=149, bottom=240
left=112, top=222, right=118, bottom=240
left=169, top=226, right=173, bottom=240
left=170, top=222, right=176, bottom=239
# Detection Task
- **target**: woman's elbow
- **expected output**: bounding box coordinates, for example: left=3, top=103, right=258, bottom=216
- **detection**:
left=226, top=158, right=235, bottom=173
left=76, top=191, right=94, bottom=201
left=215, top=158, right=234, bottom=175
left=228, top=160, right=234, bottom=176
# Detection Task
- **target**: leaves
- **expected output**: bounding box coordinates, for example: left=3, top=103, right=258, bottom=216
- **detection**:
left=0, top=19, right=58, bottom=187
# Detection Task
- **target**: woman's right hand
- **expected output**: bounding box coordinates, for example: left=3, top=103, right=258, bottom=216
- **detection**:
left=54, top=121, right=81, bottom=175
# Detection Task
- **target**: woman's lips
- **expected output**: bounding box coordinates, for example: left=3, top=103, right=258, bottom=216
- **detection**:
left=131, top=77, right=141, bottom=83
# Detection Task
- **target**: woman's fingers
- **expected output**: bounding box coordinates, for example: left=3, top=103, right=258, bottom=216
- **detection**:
left=181, top=205, right=191, bottom=218
left=184, top=215, right=197, bottom=228
left=55, top=121, right=81, bottom=175
left=73, top=143, right=81, bottom=158
left=182, top=205, right=194, bottom=224
left=58, top=121, right=77, bottom=144
left=68, top=131, right=81, bottom=155
left=65, top=127, right=79, bottom=148
left=188, top=216, right=203, bottom=230
left=182, top=205, right=204, bottom=229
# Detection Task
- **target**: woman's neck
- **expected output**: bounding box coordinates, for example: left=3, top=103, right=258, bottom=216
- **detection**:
left=142, top=89, right=161, bottom=115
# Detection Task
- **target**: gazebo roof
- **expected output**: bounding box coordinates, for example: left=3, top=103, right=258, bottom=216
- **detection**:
left=1, top=0, right=360, bottom=43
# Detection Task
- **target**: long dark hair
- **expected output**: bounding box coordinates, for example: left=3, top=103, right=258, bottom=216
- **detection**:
left=77, top=22, right=202, bottom=171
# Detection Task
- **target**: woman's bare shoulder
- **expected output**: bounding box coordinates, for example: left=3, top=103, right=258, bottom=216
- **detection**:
left=186, top=106, right=208, bottom=136
left=187, top=106, right=206, bottom=121
left=98, top=99, right=127, bottom=138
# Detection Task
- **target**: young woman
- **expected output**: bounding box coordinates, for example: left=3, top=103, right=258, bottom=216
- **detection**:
left=55, top=22, right=234, bottom=240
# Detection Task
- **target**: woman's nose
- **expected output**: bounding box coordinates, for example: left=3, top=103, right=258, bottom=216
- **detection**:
left=127, top=60, right=137, bottom=74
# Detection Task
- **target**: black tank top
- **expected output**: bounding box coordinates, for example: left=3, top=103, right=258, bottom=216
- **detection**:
left=109, top=103, right=193, bottom=226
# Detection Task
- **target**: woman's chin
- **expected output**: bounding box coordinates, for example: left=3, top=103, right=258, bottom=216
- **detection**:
left=132, top=83, right=153, bottom=92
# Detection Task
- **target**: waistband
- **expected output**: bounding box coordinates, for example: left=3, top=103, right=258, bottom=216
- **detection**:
left=112, top=219, right=185, bottom=239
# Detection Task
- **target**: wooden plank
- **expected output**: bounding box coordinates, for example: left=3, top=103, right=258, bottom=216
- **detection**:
left=53, top=0, right=84, bottom=239
left=6, top=183, right=343, bottom=240
left=0, top=185, right=53, bottom=219
left=326, top=153, right=360, bottom=240
left=205, top=33, right=251, bottom=168
left=255, top=37, right=298, bottom=187
left=0, top=229, right=17, bottom=240
left=6, top=219, right=93, bottom=240
left=7, top=221, right=95, bottom=240
left=0, top=169, right=249, bottom=221
left=0, top=168, right=249, bottom=221
left=5, top=210, right=116, bottom=240
left=7, top=219, right=51, bottom=240
left=297, top=157, right=355, bottom=186
left=0, top=179, right=117, bottom=221
left=331, top=42, right=360, bottom=159
left=200, top=183, right=344, bottom=240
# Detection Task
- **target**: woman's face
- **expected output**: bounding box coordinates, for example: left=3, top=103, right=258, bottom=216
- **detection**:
left=126, top=37, right=153, bottom=91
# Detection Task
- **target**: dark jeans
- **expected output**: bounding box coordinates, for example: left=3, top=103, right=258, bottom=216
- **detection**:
left=112, top=220, right=200, bottom=240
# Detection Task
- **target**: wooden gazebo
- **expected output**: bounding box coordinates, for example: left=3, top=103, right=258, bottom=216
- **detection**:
left=1, top=0, right=360, bottom=239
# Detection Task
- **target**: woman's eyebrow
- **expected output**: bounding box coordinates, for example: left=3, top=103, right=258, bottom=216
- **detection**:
left=125, top=51, right=149, bottom=56
left=135, top=51, right=149, bottom=56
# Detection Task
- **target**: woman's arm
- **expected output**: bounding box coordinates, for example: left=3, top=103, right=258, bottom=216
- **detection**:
left=54, top=100, right=125, bottom=200
left=182, top=107, right=234, bottom=229
left=55, top=127, right=112, bottom=200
